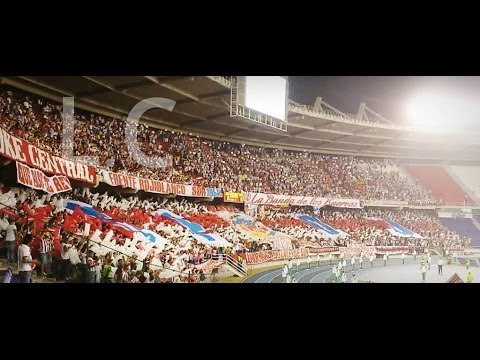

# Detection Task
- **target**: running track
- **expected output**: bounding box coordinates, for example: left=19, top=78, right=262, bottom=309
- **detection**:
left=243, top=258, right=424, bottom=283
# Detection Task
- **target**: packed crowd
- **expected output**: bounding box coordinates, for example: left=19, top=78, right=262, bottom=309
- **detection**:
left=0, top=187, right=239, bottom=283
left=0, top=86, right=436, bottom=204
left=260, top=206, right=468, bottom=249
left=0, top=182, right=470, bottom=283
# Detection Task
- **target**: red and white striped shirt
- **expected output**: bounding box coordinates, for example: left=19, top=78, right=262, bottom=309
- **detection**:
left=40, top=234, right=53, bottom=254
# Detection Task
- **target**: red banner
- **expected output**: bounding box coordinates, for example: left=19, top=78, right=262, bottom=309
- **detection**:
left=375, top=246, right=409, bottom=254
left=101, top=170, right=221, bottom=197
left=194, top=259, right=224, bottom=275
left=308, top=247, right=339, bottom=254
left=0, top=126, right=97, bottom=184
left=245, top=192, right=363, bottom=209
left=16, top=162, right=72, bottom=194
left=245, top=248, right=309, bottom=265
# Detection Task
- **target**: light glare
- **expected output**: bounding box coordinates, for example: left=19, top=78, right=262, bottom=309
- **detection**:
left=406, top=92, right=480, bottom=131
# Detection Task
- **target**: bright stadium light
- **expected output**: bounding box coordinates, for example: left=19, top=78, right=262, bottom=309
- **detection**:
left=406, top=92, right=480, bottom=131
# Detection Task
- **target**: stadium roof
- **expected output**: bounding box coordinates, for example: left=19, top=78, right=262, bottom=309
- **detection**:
left=2, top=76, right=480, bottom=163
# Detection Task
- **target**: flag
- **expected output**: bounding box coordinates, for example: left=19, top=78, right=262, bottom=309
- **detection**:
left=368, top=217, right=423, bottom=239
left=296, top=214, right=349, bottom=238
left=153, top=209, right=232, bottom=247
left=3, top=267, right=13, bottom=283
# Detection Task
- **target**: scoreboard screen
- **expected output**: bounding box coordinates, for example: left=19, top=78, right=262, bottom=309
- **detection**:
left=240, top=76, right=288, bottom=122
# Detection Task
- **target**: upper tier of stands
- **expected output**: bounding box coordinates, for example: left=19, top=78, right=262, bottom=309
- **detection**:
left=0, top=86, right=442, bottom=205
left=404, top=165, right=474, bottom=206
left=449, top=165, right=480, bottom=202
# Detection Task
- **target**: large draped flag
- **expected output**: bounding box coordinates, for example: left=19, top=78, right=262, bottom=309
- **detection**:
left=296, top=214, right=349, bottom=238
left=153, top=209, right=232, bottom=247
left=367, top=217, right=423, bottom=239
left=63, top=200, right=169, bottom=246
left=383, top=219, right=423, bottom=239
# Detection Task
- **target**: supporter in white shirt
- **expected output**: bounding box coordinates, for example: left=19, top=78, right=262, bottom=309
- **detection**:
left=351, top=273, right=358, bottom=283
left=437, top=257, right=444, bottom=275
left=286, top=273, right=292, bottom=283
left=18, top=234, right=36, bottom=283
left=5, top=219, right=17, bottom=263
left=282, top=264, right=288, bottom=282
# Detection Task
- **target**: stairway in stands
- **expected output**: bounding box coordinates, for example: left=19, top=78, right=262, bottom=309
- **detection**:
left=404, top=165, right=475, bottom=206
left=439, top=218, right=480, bottom=247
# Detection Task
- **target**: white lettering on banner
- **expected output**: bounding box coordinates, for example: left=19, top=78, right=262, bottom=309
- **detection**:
left=101, top=170, right=220, bottom=198
left=16, top=162, right=72, bottom=194
left=245, top=192, right=363, bottom=209
left=0, top=126, right=97, bottom=184
left=245, top=248, right=309, bottom=265
left=364, top=200, right=408, bottom=207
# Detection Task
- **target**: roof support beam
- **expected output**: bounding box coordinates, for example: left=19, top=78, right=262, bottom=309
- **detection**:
left=332, top=135, right=351, bottom=141
left=75, top=80, right=148, bottom=98
left=207, top=112, right=229, bottom=121
left=179, top=119, right=202, bottom=127
left=144, top=76, right=228, bottom=112
left=293, top=129, right=313, bottom=137
left=176, top=89, right=230, bottom=105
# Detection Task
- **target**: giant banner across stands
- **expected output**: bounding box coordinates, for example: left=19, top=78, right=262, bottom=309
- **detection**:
left=245, top=248, right=309, bottom=265
left=101, top=170, right=222, bottom=198
left=245, top=192, right=363, bottom=208
left=0, top=126, right=97, bottom=184
left=16, top=162, right=72, bottom=194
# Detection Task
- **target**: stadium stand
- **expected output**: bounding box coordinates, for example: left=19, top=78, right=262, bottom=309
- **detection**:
left=0, top=81, right=477, bottom=283
left=404, top=165, right=474, bottom=206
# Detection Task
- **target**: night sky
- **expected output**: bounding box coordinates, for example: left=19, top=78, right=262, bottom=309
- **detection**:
left=288, top=76, right=480, bottom=122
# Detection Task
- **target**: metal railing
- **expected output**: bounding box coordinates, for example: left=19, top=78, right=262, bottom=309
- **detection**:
left=211, top=253, right=247, bottom=277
